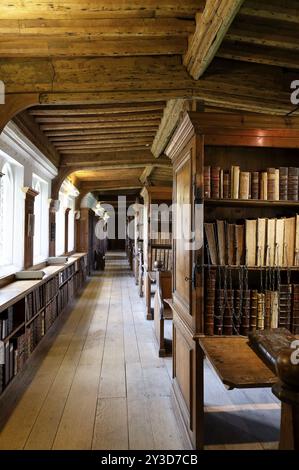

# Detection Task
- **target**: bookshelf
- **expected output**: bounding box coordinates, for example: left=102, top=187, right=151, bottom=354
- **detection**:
left=140, top=186, right=173, bottom=320
left=133, top=200, right=144, bottom=287
left=165, top=111, right=299, bottom=449
left=0, top=253, right=87, bottom=395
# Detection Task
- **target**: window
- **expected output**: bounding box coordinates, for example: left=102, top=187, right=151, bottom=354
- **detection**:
left=55, top=180, right=79, bottom=256
left=68, top=198, right=75, bottom=253
left=0, top=157, right=24, bottom=276
left=33, top=174, right=49, bottom=264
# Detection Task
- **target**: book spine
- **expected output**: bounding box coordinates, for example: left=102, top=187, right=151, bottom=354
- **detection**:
left=251, top=172, right=259, bottom=200
left=292, top=285, right=299, bottom=334
left=223, top=289, right=234, bottom=335
left=260, top=172, right=268, bottom=200
left=223, top=171, right=230, bottom=199
left=211, top=167, right=221, bottom=199
left=234, top=290, right=241, bottom=334
left=241, top=290, right=251, bottom=336
left=239, top=172, right=250, bottom=200
left=279, top=167, right=288, bottom=201
left=215, top=289, right=224, bottom=336
left=288, top=167, right=299, bottom=201
left=257, top=293, right=265, bottom=330
left=267, top=168, right=276, bottom=201
left=264, top=291, right=272, bottom=330
left=204, top=166, right=211, bottom=199
left=279, top=285, right=292, bottom=330
left=250, top=290, right=258, bottom=332
left=205, top=271, right=216, bottom=335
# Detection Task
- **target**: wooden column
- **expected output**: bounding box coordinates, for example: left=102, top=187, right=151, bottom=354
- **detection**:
left=64, top=207, right=71, bottom=255
left=49, top=199, right=60, bottom=257
left=22, top=187, right=39, bottom=269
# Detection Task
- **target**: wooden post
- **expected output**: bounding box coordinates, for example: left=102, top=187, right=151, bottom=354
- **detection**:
left=272, top=349, right=299, bottom=450
left=22, top=187, right=39, bottom=269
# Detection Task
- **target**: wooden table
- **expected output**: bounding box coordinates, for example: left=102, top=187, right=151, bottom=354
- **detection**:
left=197, top=336, right=277, bottom=449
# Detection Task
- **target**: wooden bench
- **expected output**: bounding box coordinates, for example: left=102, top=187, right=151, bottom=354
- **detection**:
left=153, top=262, right=173, bottom=357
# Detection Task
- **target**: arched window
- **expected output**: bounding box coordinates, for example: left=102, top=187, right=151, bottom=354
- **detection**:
left=0, top=162, right=14, bottom=267
left=33, top=174, right=49, bottom=264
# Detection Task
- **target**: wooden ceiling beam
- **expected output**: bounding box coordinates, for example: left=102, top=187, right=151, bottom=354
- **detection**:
left=0, top=1, right=204, bottom=20
left=35, top=112, right=162, bottom=123
left=0, top=36, right=187, bottom=57
left=240, top=0, right=299, bottom=25
left=49, top=132, right=156, bottom=143
left=58, top=143, right=152, bottom=151
left=184, top=0, right=244, bottom=79
left=61, top=152, right=171, bottom=167
left=227, top=16, right=299, bottom=51
left=40, top=120, right=161, bottom=131
left=54, top=140, right=153, bottom=149
left=217, top=41, right=299, bottom=70
left=80, top=179, right=143, bottom=191
left=60, top=146, right=154, bottom=154
left=28, top=102, right=166, bottom=116
left=45, top=127, right=159, bottom=137
left=0, top=18, right=195, bottom=37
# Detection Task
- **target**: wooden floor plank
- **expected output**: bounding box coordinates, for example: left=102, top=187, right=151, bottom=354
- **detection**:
left=92, top=398, right=128, bottom=450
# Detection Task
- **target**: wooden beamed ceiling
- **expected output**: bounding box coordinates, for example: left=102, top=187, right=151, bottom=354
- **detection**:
left=0, top=0, right=298, bottom=193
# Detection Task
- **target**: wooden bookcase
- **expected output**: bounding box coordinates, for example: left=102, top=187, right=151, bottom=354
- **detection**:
left=133, top=200, right=144, bottom=287
left=0, top=253, right=88, bottom=396
left=140, top=186, right=173, bottom=320
left=165, top=111, right=299, bottom=449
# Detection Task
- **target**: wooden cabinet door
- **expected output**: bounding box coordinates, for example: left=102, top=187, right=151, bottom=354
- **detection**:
left=172, top=135, right=203, bottom=332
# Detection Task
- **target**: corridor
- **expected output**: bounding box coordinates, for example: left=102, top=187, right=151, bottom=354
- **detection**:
left=0, top=253, right=185, bottom=450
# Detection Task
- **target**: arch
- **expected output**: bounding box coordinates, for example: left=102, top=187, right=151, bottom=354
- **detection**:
left=0, top=93, right=40, bottom=134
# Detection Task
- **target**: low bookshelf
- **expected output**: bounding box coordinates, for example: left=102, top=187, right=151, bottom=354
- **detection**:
left=0, top=253, right=88, bottom=395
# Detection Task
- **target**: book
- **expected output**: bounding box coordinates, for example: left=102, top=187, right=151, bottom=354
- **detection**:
left=235, top=224, right=245, bottom=266
left=267, top=168, right=276, bottom=201
left=288, top=167, right=299, bottom=201
left=211, top=166, right=221, bottom=199
left=292, top=284, right=299, bottom=334
left=257, top=218, right=267, bottom=267
left=257, top=293, right=265, bottom=330
left=279, top=285, right=292, bottom=331
left=215, top=289, right=224, bottom=336
left=266, top=218, right=276, bottom=267
left=205, top=270, right=216, bottom=336
left=260, top=172, right=268, bottom=200
left=245, top=219, right=257, bottom=266
left=204, top=223, right=218, bottom=265
left=223, top=289, right=234, bottom=335
left=223, top=172, right=230, bottom=198
left=251, top=172, right=259, bottom=199
left=250, top=290, right=258, bottom=332
left=275, top=218, right=285, bottom=266
left=226, top=224, right=235, bottom=266
left=239, top=171, right=250, bottom=200
left=16, top=271, right=45, bottom=280
left=279, top=167, right=288, bottom=201
left=295, top=214, right=299, bottom=266
left=47, top=257, right=68, bottom=265
left=216, top=220, right=226, bottom=266
left=204, top=166, right=211, bottom=198
left=241, top=289, right=251, bottom=336
left=284, top=216, right=296, bottom=267
left=232, top=166, right=240, bottom=199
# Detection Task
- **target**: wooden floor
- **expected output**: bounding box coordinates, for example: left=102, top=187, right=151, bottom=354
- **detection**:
left=0, top=252, right=280, bottom=450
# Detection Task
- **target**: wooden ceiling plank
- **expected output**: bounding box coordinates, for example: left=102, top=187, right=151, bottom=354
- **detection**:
left=184, top=0, right=244, bottom=79
left=49, top=132, right=156, bottom=142
left=28, top=102, right=166, bottom=116
left=0, top=1, right=204, bottom=20
left=60, top=146, right=154, bottom=154
left=35, top=112, right=162, bottom=123
left=241, top=0, right=299, bottom=25
left=40, top=120, right=161, bottom=131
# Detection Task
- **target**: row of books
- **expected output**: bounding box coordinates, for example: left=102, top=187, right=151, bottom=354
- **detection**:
left=204, top=166, right=299, bottom=201
left=45, top=275, right=59, bottom=304
left=0, top=307, right=14, bottom=340
left=25, top=285, right=45, bottom=322
left=44, top=298, right=58, bottom=333
left=151, top=231, right=172, bottom=246
left=59, top=264, right=76, bottom=286
left=205, top=215, right=299, bottom=267
left=205, top=272, right=299, bottom=336
left=151, top=247, right=173, bottom=271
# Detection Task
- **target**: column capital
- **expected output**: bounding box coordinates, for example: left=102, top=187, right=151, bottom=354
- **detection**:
left=22, top=186, right=39, bottom=199
left=49, top=198, right=60, bottom=213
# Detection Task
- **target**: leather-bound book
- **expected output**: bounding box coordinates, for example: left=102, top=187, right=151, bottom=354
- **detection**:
left=223, top=289, right=234, bottom=336
left=266, top=218, right=276, bottom=267
left=257, top=293, right=265, bottom=330
left=239, top=171, right=250, bottom=200
left=279, top=167, right=288, bottom=201
left=279, top=284, right=292, bottom=331
left=234, top=290, right=242, bottom=334
left=284, top=217, right=296, bottom=267
left=251, top=172, right=259, bottom=200
left=216, top=220, right=226, bottom=266
left=204, top=166, right=211, bottom=199
left=223, top=171, right=230, bottom=199
left=260, top=172, right=268, bottom=200
left=227, top=223, right=235, bottom=266
left=232, top=166, right=240, bottom=199
left=270, top=291, right=279, bottom=329
left=241, top=289, right=251, bottom=336
left=245, top=219, right=257, bottom=266
left=211, top=166, right=221, bottom=199
left=275, top=218, right=285, bottom=267
left=205, top=270, right=217, bottom=336
left=250, top=290, right=258, bottom=332
left=295, top=214, right=299, bottom=266
left=292, top=284, right=299, bottom=334
left=235, top=224, right=245, bottom=266
left=215, top=289, right=225, bottom=336
left=288, top=167, right=299, bottom=201
left=204, top=223, right=218, bottom=265
left=257, top=218, right=266, bottom=267
left=267, top=168, right=276, bottom=201
left=265, top=291, right=272, bottom=330
left=219, top=169, right=224, bottom=199
left=274, top=169, right=280, bottom=201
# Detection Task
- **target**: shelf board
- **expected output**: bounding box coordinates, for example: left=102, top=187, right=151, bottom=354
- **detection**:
left=26, top=307, right=45, bottom=327
left=151, top=244, right=172, bottom=249
left=203, top=264, right=299, bottom=271
left=3, top=322, right=25, bottom=342
left=205, top=199, right=299, bottom=208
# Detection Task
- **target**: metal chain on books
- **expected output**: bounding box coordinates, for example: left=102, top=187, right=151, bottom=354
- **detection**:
left=277, top=263, right=281, bottom=323
left=233, top=265, right=244, bottom=335
left=287, top=264, right=291, bottom=328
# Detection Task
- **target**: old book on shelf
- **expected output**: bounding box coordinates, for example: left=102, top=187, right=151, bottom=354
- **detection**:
left=205, top=270, right=216, bottom=335
left=219, top=169, right=224, bottom=199
left=288, top=167, right=299, bottom=201
left=241, top=289, right=251, bottom=336
left=245, top=219, right=257, bottom=266
left=279, top=285, right=292, bottom=331
left=266, top=218, right=276, bottom=267
left=284, top=216, right=296, bottom=267
left=257, top=293, right=265, bottom=330
left=47, top=257, right=68, bottom=265
left=275, top=218, right=285, bottom=267
left=295, top=214, right=299, bottom=266
left=226, top=224, right=235, bottom=266
left=292, top=284, right=299, bottom=334
left=223, top=171, right=230, bottom=199
left=235, top=224, right=245, bottom=266
left=270, top=292, right=279, bottom=329
left=257, top=218, right=267, bottom=267
left=215, top=289, right=224, bottom=336
left=279, top=167, right=288, bottom=201
left=204, top=223, right=218, bottom=265
left=260, top=172, right=268, bottom=200
left=223, top=289, right=234, bottom=335
left=250, top=290, right=258, bottom=332
left=239, top=171, right=250, bottom=200
left=231, top=165, right=240, bottom=199
left=251, top=172, right=259, bottom=200
left=267, top=168, right=276, bottom=201
left=16, top=271, right=45, bottom=280
left=211, top=166, right=220, bottom=199
left=234, top=290, right=241, bottom=335
left=216, top=220, right=226, bottom=266
left=204, top=166, right=211, bottom=199
left=248, top=328, right=296, bottom=373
